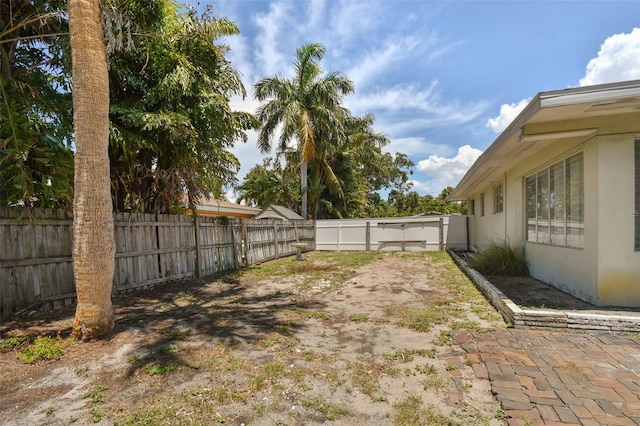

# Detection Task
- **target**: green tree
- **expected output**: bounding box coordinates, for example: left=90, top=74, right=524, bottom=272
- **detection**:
left=108, top=2, right=256, bottom=213
left=0, top=0, right=74, bottom=207
left=254, top=43, right=354, bottom=219
left=235, top=155, right=298, bottom=209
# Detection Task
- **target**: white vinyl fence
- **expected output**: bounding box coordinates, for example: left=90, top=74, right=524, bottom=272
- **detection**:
left=316, top=215, right=469, bottom=252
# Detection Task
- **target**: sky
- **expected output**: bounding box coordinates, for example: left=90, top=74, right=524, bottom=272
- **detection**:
left=184, top=0, right=640, bottom=199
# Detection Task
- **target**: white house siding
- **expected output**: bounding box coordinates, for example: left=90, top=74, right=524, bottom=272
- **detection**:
left=469, top=133, right=600, bottom=304
left=596, top=134, right=640, bottom=306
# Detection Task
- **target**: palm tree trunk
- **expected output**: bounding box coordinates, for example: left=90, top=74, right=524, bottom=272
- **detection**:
left=69, top=0, right=115, bottom=340
left=300, top=160, right=308, bottom=219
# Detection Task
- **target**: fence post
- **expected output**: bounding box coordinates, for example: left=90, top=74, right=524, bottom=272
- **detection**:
left=242, top=220, right=249, bottom=266
left=274, top=222, right=279, bottom=258
left=438, top=217, right=444, bottom=251
left=231, top=220, right=239, bottom=270
left=365, top=221, right=370, bottom=251
left=193, top=213, right=201, bottom=278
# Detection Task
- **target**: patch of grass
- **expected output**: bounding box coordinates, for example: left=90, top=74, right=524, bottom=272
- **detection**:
left=90, top=406, right=103, bottom=423
left=74, top=366, right=89, bottom=375
left=433, top=331, right=453, bottom=346
left=398, top=305, right=456, bottom=332
left=18, top=336, right=64, bottom=363
left=470, top=241, right=529, bottom=276
left=159, top=327, right=193, bottom=340
left=384, top=349, right=430, bottom=363
left=301, top=397, right=352, bottom=420
left=450, top=320, right=482, bottom=331
left=305, top=310, right=331, bottom=320
left=393, top=395, right=461, bottom=426
left=0, top=335, right=28, bottom=351
left=84, top=385, right=109, bottom=403
left=349, top=313, right=368, bottom=321
left=144, top=361, right=179, bottom=376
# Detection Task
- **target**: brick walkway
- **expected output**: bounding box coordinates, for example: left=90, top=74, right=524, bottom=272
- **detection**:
left=451, top=329, right=640, bottom=425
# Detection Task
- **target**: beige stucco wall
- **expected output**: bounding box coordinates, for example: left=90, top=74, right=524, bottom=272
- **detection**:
left=465, top=111, right=639, bottom=306
left=595, top=134, right=640, bottom=306
left=468, top=131, right=598, bottom=304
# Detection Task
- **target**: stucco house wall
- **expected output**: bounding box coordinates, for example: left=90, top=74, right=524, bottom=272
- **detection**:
left=452, top=80, right=640, bottom=307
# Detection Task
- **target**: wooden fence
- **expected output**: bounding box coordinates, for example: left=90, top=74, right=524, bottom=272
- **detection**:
left=0, top=207, right=315, bottom=317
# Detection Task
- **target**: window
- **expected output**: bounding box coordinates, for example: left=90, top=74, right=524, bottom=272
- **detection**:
left=526, top=152, right=584, bottom=248
left=494, top=182, right=504, bottom=213
left=480, top=193, right=485, bottom=216
left=636, top=140, right=640, bottom=251
left=469, top=199, right=475, bottom=215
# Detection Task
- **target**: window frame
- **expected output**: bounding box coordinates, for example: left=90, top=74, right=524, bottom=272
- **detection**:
left=525, top=152, right=584, bottom=248
left=494, top=182, right=504, bottom=214
left=480, top=193, right=485, bottom=216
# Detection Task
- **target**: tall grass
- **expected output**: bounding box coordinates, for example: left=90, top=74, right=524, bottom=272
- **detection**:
left=470, top=241, right=528, bottom=275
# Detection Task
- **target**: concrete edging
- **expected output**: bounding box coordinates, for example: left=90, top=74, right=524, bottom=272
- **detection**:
left=448, top=250, right=640, bottom=333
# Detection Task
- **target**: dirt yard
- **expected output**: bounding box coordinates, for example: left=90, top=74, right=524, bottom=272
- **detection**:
left=0, top=251, right=508, bottom=425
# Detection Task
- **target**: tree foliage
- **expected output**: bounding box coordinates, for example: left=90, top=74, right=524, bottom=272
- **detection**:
left=253, top=43, right=354, bottom=219
left=0, top=0, right=74, bottom=208
left=108, top=2, right=256, bottom=213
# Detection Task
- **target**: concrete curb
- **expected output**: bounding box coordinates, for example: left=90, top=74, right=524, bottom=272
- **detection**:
left=448, top=250, right=640, bottom=333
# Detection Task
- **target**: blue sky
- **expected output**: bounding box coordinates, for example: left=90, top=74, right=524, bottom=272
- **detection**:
left=185, top=0, right=640, bottom=198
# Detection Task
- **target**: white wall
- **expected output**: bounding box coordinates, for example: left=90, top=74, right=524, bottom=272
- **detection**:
left=315, top=216, right=468, bottom=251
left=595, top=134, right=640, bottom=306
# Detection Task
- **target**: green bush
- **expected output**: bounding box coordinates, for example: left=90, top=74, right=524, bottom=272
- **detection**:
left=470, top=241, right=528, bottom=276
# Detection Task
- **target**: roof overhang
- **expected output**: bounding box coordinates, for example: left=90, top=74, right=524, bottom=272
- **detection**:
left=449, top=80, right=640, bottom=200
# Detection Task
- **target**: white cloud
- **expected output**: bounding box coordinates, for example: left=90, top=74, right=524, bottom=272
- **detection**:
left=347, top=82, right=488, bottom=127
left=579, top=27, right=640, bottom=86
left=415, top=145, right=483, bottom=194
left=253, top=2, right=293, bottom=77
left=486, top=99, right=529, bottom=133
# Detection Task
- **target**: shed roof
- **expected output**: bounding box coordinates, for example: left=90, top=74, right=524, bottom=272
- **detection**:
left=254, top=205, right=304, bottom=221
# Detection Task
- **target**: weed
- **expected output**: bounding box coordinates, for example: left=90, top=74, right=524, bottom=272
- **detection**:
left=90, top=406, right=103, bottom=423
left=0, top=335, right=27, bottom=351
left=349, top=313, right=368, bottom=321
left=45, top=407, right=54, bottom=415
left=127, top=354, right=144, bottom=367
left=74, top=366, right=89, bottom=375
left=305, top=310, right=331, bottom=320
left=383, top=349, right=416, bottom=363
left=301, top=397, right=351, bottom=420
left=144, top=362, right=178, bottom=376
left=84, top=385, right=109, bottom=403
left=393, top=395, right=461, bottom=426
left=445, top=364, right=457, bottom=371
left=450, top=320, right=482, bottom=331
left=464, top=358, right=474, bottom=367
left=470, top=241, right=529, bottom=275
left=398, top=305, right=458, bottom=332
left=19, top=336, right=64, bottom=363
left=433, top=331, right=453, bottom=346
left=159, top=327, right=193, bottom=340
left=156, top=343, right=177, bottom=353
left=495, top=409, right=507, bottom=420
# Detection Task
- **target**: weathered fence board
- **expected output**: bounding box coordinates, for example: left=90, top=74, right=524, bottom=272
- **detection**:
left=0, top=207, right=315, bottom=317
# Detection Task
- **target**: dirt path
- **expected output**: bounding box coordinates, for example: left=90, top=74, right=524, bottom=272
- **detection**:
left=0, top=251, right=507, bottom=425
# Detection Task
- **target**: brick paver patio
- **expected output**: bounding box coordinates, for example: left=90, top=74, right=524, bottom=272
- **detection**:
left=451, top=329, right=640, bottom=425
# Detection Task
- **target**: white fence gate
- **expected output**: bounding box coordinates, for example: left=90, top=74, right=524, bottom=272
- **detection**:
left=315, top=215, right=468, bottom=251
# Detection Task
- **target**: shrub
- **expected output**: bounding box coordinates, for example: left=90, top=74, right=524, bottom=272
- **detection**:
left=470, top=241, right=528, bottom=275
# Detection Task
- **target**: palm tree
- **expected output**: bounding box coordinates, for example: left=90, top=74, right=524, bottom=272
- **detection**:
left=68, top=0, right=115, bottom=340
left=253, top=43, right=354, bottom=219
